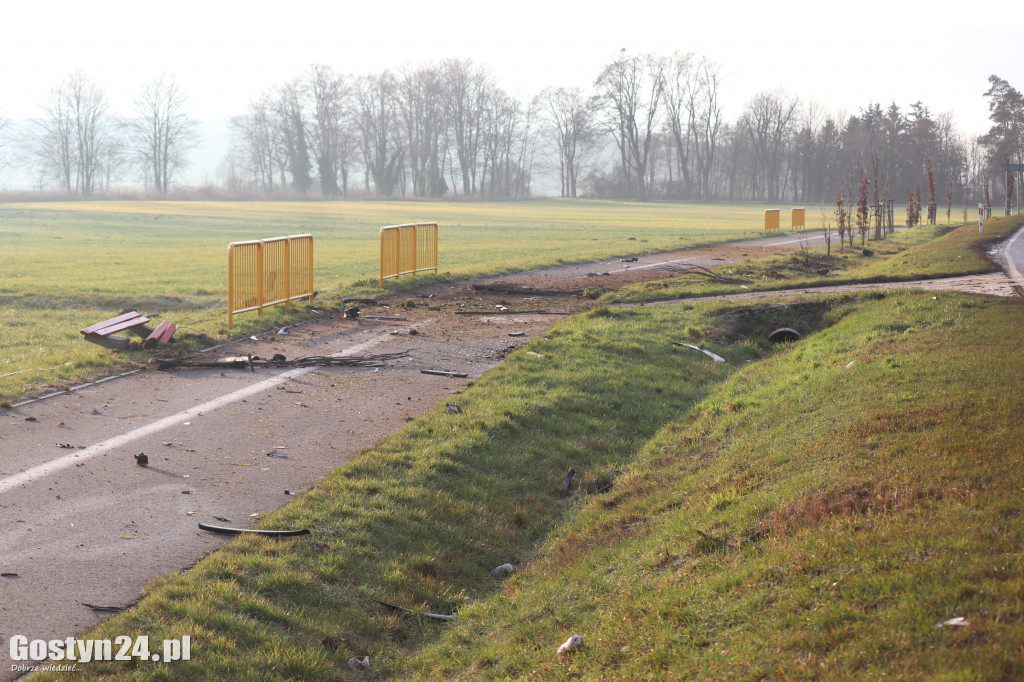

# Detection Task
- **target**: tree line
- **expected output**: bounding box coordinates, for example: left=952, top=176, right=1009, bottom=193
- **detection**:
left=0, top=54, right=1020, bottom=209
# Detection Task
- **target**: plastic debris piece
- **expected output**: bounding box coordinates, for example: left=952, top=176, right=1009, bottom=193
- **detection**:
left=266, top=450, right=288, bottom=458
left=936, top=616, right=969, bottom=628
left=846, top=360, right=856, bottom=369
left=673, top=342, right=725, bottom=363
left=490, top=563, right=515, bottom=579
left=557, top=635, right=583, bottom=658
left=348, top=656, right=370, bottom=672
left=134, top=453, right=148, bottom=467
left=198, top=523, right=310, bottom=537
left=445, top=403, right=462, bottom=414
left=561, top=468, right=576, bottom=491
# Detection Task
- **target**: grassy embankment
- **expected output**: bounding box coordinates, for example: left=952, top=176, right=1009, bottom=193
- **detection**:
left=0, top=200, right=763, bottom=402
left=607, top=214, right=1024, bottom=304
left=40, top=286, right=1024, bottom=679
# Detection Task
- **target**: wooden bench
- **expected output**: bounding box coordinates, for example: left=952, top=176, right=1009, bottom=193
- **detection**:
left=81, top=312, right=177, bottom=351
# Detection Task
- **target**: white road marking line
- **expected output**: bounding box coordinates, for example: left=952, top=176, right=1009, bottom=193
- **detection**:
left=0, top=328, right=408, bottom=494
left=999, top=226, right=1024, bottom=284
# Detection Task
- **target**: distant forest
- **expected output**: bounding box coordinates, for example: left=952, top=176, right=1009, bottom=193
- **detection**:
left=0, top=52, right=1021, bottom=209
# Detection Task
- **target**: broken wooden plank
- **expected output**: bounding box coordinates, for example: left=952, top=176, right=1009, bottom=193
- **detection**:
left=420, top=369, right=469, bottom=378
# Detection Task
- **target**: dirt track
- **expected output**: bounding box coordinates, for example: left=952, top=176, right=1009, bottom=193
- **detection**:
left=1, top=230, right=1019, bottom=679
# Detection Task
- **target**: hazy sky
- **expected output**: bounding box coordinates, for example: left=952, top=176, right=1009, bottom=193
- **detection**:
left=1, top=0, right=1020, bottom=182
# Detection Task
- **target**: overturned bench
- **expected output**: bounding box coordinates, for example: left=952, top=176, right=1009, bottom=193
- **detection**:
left=81, top=312, right=177, bottom=351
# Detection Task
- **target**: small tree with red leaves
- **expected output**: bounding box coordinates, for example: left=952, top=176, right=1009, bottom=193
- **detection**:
left=856, top=174, right=870, bottom=245
left=926, top=153, right=937, bottom=225
left=907, top=185, right=922, bottom=228
left=946, top=178, right=953, bottom=223
left=835, top=181, right=848, bottom=250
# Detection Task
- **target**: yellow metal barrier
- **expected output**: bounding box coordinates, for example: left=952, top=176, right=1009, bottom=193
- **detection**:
left=764, top=209, right=780, bottom=232
left=791, top=208, right=805, bottom=231
left=379, top=222, right=438, bottom=287
left=228, top=234, right=314, bottom=328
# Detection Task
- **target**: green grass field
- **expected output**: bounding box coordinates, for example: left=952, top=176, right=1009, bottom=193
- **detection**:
left=0, top=199, right=767, bottom=402
left=40, top=291, right=1024, bottom=680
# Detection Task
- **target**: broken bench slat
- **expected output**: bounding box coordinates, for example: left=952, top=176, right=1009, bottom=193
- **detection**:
left=143, top=320, right=178, bottom=349
left=80, top=311, right=151, bottom=337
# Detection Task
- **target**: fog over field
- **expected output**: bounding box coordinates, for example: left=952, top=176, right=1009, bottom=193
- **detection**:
left=0, top=0, right=1020, bottom=203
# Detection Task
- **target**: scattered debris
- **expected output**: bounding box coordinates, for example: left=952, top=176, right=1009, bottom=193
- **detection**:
left=266, top=450, right=289, bottom=458
left=445, top=403, right=462, bottom=414
left=561, top=468, right=576, bottom=491
left=363, top=315, right=407, bottom=321
left=342, top=306, right=360, bottom=320
left=1, top=572, right=18, bottom=578
left=25, top=417, right=37, bottom=422
left=846, top=360, right=857, bottom=369
left=277, top=327, right=290, bottom=335
left=658, top=263, right=750, bottom=285
left=455, top=310, right=570, bottom=316
left=672, top=342, right=725, bottom=363
left=767, top=327, right=802, bottom=343
left=422, top=369, right=469, bottom=379
left=526, top=351, right=544, bottom=358
left=197, top=523, right=310, bottom=537
left=491, top=563, right=515, bottom=579
left=370, top=598, right=455, bottom=621
left=56, top=443, right=77, bottom=449
left=134, top=453, right=148, bottom=467
left=154, top=352, right=408, bottom=371
left=508, top=331, right=526, bottom=337
left=284, top=490, right=294, bottom=496
left=408, top=329, right=419, bottom=336
left=78, top=602, right=126, bottom=613
left=348, top=656, right=370, bottom=672
left=620, top=257, right=638, bottom=262
left=472, top=283, right=582, bottom=296
left=936, top=616, right=969, bottom=628
left=163, top=441, right=173, bottom=447
left=557, top=635, right=583, bottom=658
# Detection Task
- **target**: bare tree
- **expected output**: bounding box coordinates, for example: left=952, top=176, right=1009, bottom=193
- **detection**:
left=692, top=58, right=724, bottom=201
left=534, top=87, right=597, bottom=198
left=354, top=71, right=404, bottom=197
left=306, top=65, right=351, bottom=198
left=127, top=75, right=198, bottom=193
left=231, top=93, right=283, bottom=194
left=35, top=72, right=115, bottom=196
left=276, top=81, right=313, bottom=195
left=594, top=50, right=667, bottom=200
left=396, top=64, right=449, bottom=197
left=443, top=59, right=489, bottom=198
left=662, top=51, right=696, bottom=197
left=741, top=89, right=798, bottom=201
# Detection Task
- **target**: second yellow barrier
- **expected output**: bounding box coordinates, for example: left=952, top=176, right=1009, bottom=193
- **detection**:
left=228, top=234, right=314, bottom=328
left=380, top=222, right=438, bottom=287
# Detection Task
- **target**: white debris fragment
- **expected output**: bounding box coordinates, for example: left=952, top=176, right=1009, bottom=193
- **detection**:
left=557, top=635, right=583, bottom=658
left=846, top=360, right=856, bottom=369
left=681, top=343, right=725, bottom=363
left=936, top=616, right=969, bottom=628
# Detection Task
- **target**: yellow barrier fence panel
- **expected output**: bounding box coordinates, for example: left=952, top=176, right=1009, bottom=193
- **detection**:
left=228, top=234, right=314, bottom=328
left=288, top=234, right=314, bottom=304
left=379, top=223, right=438, bottom=287
left=791, top=208, right=806, bottom=231
left=765, top=209, right=780, bottom=232
left=262, top=237, right=289, bottom=308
